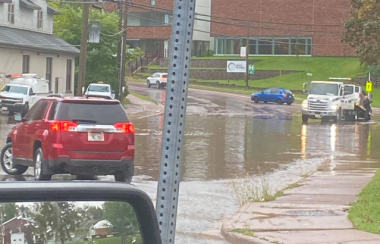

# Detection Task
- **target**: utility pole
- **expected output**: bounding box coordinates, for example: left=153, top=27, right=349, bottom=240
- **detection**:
left=245, top=24, right=250, bottom=88
left=155, top=0, right=196, bottom=242
left=118, top=0, right=128, bottom=100
left=77, top=2, right=90, bottom=96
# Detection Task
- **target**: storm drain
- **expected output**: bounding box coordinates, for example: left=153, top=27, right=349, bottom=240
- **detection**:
left=282, top=210, right=344, bottom=216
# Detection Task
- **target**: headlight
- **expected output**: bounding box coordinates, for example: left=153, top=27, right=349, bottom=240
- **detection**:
left=302, top=100, right=308, bottom=109
left=331, top=104, right=338, bottom=110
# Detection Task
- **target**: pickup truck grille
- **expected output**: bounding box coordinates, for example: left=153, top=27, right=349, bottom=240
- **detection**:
left=0, top=96, right=22, bottom=105
left=308, top=101, right=328, bottom=111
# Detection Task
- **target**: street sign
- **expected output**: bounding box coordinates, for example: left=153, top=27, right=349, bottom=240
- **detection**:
left=307, top=73, right=312, bottom=76
left=240, top=47, right=246, bottom=58
left=366, top=81, right=373, bottom=92
left=248, top=65, right=255, bottom=74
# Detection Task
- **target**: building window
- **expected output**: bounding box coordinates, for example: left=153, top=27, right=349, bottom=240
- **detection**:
left=128, top=12, right=171, bottom=26
left=8, top=4, right=14, bottom=24
left=151, top=0, right=155, bottom=5
left=46, top=57, right=52, bottom=91
left=22, top=55, right=30, bottom=73
left=37, top=10, right=43, bottom=29
left=66, top=59, right=72, bottom=92
left=215, top=37, right=312, bottom=56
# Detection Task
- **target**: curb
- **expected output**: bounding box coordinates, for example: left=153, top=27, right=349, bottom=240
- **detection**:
left=221, top=223, right=270, bottom=244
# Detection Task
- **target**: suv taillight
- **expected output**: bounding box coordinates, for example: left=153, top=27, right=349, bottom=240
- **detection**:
left=50, top=121, right=78, bottom=132
left=114, top=122, right=135, bottom=133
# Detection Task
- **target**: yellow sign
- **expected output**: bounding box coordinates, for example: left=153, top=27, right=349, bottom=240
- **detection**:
left=366, top=81, right=373, bottom=92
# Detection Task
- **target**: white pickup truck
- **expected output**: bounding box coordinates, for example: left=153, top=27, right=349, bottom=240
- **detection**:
left=301, top=79, right=365, bottom=123
left=0, top=74, right=55, bottom=115
left=84, top=83, right=116, bottom=99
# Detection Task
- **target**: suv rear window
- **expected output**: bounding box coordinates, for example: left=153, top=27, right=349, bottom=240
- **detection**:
left=285, top=89, right=292, bottom=94
left=54, top=102, right=129, bottom=125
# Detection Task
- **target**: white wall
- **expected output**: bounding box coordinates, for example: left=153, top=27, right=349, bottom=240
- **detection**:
left=194, top=0, right=214, bottom=50
left=0, top=0, right=54, bottom=34
left=0, top=47, right=75, bottom=95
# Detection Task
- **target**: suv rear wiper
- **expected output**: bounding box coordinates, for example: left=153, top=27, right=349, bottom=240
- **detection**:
left=72, top=119, right=97, bottom=124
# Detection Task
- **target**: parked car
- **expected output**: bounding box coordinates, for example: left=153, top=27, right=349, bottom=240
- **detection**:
left=0, top=97, right=135, bottom=182
left=147, top=73, right=168, bottom=89
left=251, top=88, right=295, bottom=105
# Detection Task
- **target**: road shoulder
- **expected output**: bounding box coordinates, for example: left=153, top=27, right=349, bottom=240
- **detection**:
left=124, top=94, right=164, bottom=119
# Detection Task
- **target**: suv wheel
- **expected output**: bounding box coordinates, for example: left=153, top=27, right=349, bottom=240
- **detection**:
left=22, top=104, right=29, bottom=116
left=146, top=80, right=151, bottom=88
left=114, top=172, right=132, bottom=183
left=34, top=148, right=51, bottom=181
left=0, top=143, right=28, bottom=175
left=156, top=81, right=160, bottom=89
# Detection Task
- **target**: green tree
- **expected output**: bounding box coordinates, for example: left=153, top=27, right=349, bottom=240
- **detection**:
left=32, top=202, right=81, bottom=244
left=0, top=203, right=17, bottom=222
left=103, top=202, right=139, bottom=244
left=86, top=206, right=104, bottom=220
left=342, top=0, right=380, bottom=65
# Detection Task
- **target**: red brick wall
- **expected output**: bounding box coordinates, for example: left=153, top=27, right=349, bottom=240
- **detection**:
left=128, top=26, right=171, bottom=39
left=127, top=1, right=173, bottom=39
left=211, top=0, right=355, bottom=56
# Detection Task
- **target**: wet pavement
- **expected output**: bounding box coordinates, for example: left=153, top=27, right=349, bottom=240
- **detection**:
left=0, top=82, right=379, bottom=243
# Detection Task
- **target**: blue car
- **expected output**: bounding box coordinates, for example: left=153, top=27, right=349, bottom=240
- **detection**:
left=251, top=88, right=295, bottom=105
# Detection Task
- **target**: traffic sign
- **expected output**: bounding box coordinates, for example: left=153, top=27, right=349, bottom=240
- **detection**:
left=366, top=81, right=373, bottom=92
left=248, top=65, right=255, bottom=74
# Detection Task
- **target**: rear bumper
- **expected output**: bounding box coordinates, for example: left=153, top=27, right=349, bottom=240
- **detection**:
left=45, top=156, right=134, bottom=176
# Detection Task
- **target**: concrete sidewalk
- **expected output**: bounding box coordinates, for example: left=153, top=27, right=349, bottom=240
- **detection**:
left=222, top=166, right=380, bottom=244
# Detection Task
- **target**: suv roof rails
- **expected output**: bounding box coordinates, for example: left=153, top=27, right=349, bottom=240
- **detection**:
left=84, top=94, right=113, bottom=100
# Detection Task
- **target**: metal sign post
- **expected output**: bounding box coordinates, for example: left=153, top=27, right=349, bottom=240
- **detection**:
left=155, top=0, right=196, bottom=243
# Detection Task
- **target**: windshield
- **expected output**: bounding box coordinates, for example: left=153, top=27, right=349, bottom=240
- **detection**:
left=310, top=83, right=339, bottom=96
left=88, top=85, right=110, bottom=92
left=1, top=85, right=28, bottom=95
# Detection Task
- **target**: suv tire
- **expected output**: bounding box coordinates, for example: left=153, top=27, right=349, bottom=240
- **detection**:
left=156, top=81, right=160, bottom=89
left=34, top=148, right=52, bottom=181
left=0, top=143, right=28, bottom=175
left=302, top=115, right=308, bottom=123
left=114, top=171, right=132, bottom=183
left=146, top=80, right=151, bottom=88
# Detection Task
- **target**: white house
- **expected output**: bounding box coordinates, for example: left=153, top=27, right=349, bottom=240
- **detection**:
left=0, top=0, right=79, bottom=94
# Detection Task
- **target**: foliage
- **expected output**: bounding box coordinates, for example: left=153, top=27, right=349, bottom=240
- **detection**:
left=201, top=49, right=214, bottom=57
left=342, top=0, right=380, bottom=66
left=349, top=169, right=380, bottom=233
left=126, top=47, right=145, bottom=63
left=0, top=203, right=17, bottom=222
left=49, top=3, right=144, bottom=96
left=32, top=202, right=81, bottom=244
left=103, top=202, right=139, bottom=244
left=366, top=65, right=380, bottom=77
left=85, top=206, right=104, bottom=220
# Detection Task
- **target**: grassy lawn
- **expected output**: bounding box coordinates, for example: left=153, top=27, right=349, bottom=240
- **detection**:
left=129, top=91, right=158, bottom=104
left=69, top=236, right=142, bottom=244
left=349, top=169, right=380, bottom=234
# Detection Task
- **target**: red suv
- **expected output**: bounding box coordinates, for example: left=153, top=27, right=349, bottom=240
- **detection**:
left=0, top=97, right=135, bottom=182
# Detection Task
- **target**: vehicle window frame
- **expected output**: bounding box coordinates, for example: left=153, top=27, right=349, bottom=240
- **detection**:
left=48, top=101, right=58, bottom=120
left=271, top=89, right=281, bottom=94
left=263, top=89, right=271, bottom=94
left=30, top=100, right=50, bottom=121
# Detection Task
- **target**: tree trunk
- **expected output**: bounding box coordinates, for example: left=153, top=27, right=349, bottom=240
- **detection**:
left=61, top=239, right=65, bottom=244
left=121, top=234, right=126, bottom=244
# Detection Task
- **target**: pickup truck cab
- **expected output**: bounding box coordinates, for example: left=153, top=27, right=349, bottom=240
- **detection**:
left=84, top=83, right=115, bottom=99
left=0, top=74, right=50, bottom=116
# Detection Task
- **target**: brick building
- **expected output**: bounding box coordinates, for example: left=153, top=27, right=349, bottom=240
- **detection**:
left=211, top=0, right=353, bottom=56
left=126, top=0, right=213, bottom=57
left=127, top=0, right=354, bottom=57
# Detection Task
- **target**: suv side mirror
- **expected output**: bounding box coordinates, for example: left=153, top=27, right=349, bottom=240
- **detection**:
left=0, top=182, right=162, bottom=244
left=13, top=113, right=22, bottom=122
left=29, top=92, right=35, bottom=96
left=112, top=90, right=116, bottom=94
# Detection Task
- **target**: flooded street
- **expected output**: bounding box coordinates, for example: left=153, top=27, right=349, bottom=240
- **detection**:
left=0, top=83, right=379, bottom=243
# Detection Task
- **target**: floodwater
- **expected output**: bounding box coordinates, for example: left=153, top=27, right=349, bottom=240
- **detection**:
left=0, top=83, right=379, bottom=243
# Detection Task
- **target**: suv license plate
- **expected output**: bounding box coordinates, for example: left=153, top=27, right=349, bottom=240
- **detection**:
left=88, top=132, right=104, bottom=141
left=315, top=114, right=321, bottom=118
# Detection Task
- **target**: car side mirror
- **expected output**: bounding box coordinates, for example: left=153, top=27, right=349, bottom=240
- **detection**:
left=0, top=182, right=162, bottom=244
left=112, top=90, right=116, bottom=94
left=29, top=92, right=35, bottom=96
left=13, top=113, right=22, bottom=122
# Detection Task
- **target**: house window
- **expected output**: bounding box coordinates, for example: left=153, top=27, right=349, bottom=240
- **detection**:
left=8, top=4, right=14, bottom=24
left=66, top=59, right=72, bottom=92
left=151, top=0, right=156, bottom=5
left=46, top=57, right=52, bottom=91
left=37, top=10, right=43, bottom=29
left=22, top=55, right=30, bottom=73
